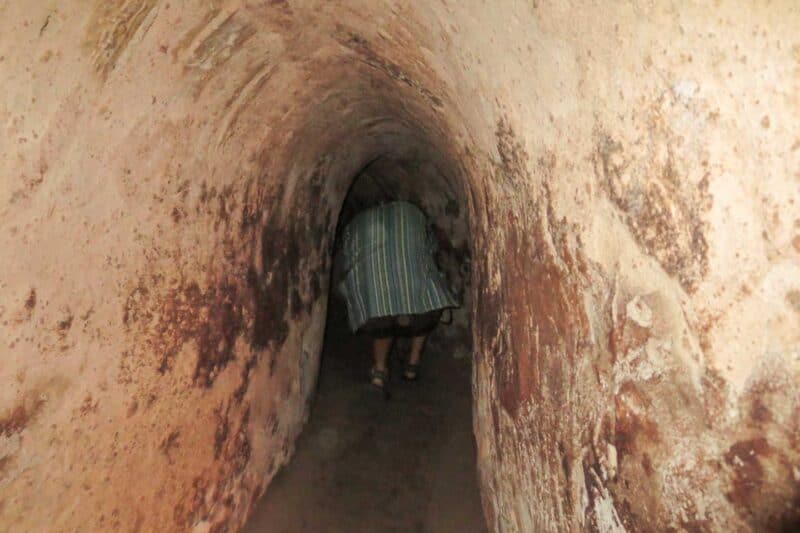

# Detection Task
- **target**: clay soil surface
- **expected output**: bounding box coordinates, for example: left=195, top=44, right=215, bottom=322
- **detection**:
left=245, top=301, right=487, bottom=533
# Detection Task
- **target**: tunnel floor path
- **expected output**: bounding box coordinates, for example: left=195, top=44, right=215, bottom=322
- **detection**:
left=244, top=301, right=487, bottom=533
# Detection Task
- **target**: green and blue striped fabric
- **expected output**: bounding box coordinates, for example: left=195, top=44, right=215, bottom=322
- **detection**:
left=338, top=201, right=458, bottom=332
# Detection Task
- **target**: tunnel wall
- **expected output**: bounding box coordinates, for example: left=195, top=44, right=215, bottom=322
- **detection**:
left=1, top=1, right=799, bottom=531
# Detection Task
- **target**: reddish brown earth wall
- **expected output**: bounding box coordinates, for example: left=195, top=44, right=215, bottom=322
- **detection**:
left=1, top=1, right=798, bottom=531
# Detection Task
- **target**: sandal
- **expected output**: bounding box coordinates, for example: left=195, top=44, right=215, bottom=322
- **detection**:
left=369, top=367, right=388, bottom=389
left=402, top=363, right=420, bottom=381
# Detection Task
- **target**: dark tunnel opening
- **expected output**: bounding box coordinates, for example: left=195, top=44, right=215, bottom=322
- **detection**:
left=243, top=147, right=485, bottom=532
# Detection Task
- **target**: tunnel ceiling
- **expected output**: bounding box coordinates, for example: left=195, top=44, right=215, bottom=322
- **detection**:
left=1, top=1, right=799, bottom=531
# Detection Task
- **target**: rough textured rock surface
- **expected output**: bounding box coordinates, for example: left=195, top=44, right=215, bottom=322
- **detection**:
left=1, top=1, right=798, bottom=531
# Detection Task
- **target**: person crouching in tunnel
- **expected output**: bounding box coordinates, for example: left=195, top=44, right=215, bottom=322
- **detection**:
left=334, top=200, right=458, bottom=390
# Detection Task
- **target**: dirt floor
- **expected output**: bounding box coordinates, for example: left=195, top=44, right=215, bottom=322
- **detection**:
left=244, top=302, right=487, bottom=533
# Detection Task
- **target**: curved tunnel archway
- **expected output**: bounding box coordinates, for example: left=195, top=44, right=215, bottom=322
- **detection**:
left=166, top=24, right=493, bottom=530
left=241, top=137, right=481, bottom=530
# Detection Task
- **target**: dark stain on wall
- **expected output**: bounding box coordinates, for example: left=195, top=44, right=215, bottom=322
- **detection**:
left=489, top=120, right=590, bottom=417
left=160, top=429, right=181, bottom=464
left=195, top=282, right=245, bottom=386
left=57, top=308, right=74, bottom=338
left=557, top=439, right=575, bottom=515
left=0, top=405, right=32, bottom=437
left=248, top=228, right=293, bottom=349
left=122, top=279, right=245, bottom=387
left=724, top=437, right=771, bottom=507
left=24, top=289, right=37, bottom=311
left=214, top=403, right=232, bottom=460
left=594, top=133, right=710, bottom=292
left=0, top=394, right=46, bottom=437
left=614, top=381, right=660, bottom=462
left=245, top=166, right=320, bottom=351
left=232, top=351, right=260, bottom=405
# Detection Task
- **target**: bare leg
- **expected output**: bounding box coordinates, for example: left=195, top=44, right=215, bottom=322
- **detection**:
left=370, top=337, right=393, bottom=388
left=407, top=334, right=427, bottom=367
left=373, top=337, right=393, bottom=372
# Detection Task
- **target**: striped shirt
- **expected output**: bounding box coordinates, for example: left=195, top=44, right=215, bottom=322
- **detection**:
left=337, top=201, right=458, bottom=332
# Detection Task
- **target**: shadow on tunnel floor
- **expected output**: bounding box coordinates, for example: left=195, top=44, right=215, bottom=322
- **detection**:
left=244, top=300, right=486, bottom=533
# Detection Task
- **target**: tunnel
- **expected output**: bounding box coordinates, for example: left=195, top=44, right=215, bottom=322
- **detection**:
left=2, top=1, right=800, bottom=532
left=241, top=155, right=480, bottom=532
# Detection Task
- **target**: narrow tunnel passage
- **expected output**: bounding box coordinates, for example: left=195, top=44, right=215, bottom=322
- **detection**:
left=244, top=297, right=484, bottom=532
left=245, top=156, right=483, bottom=532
